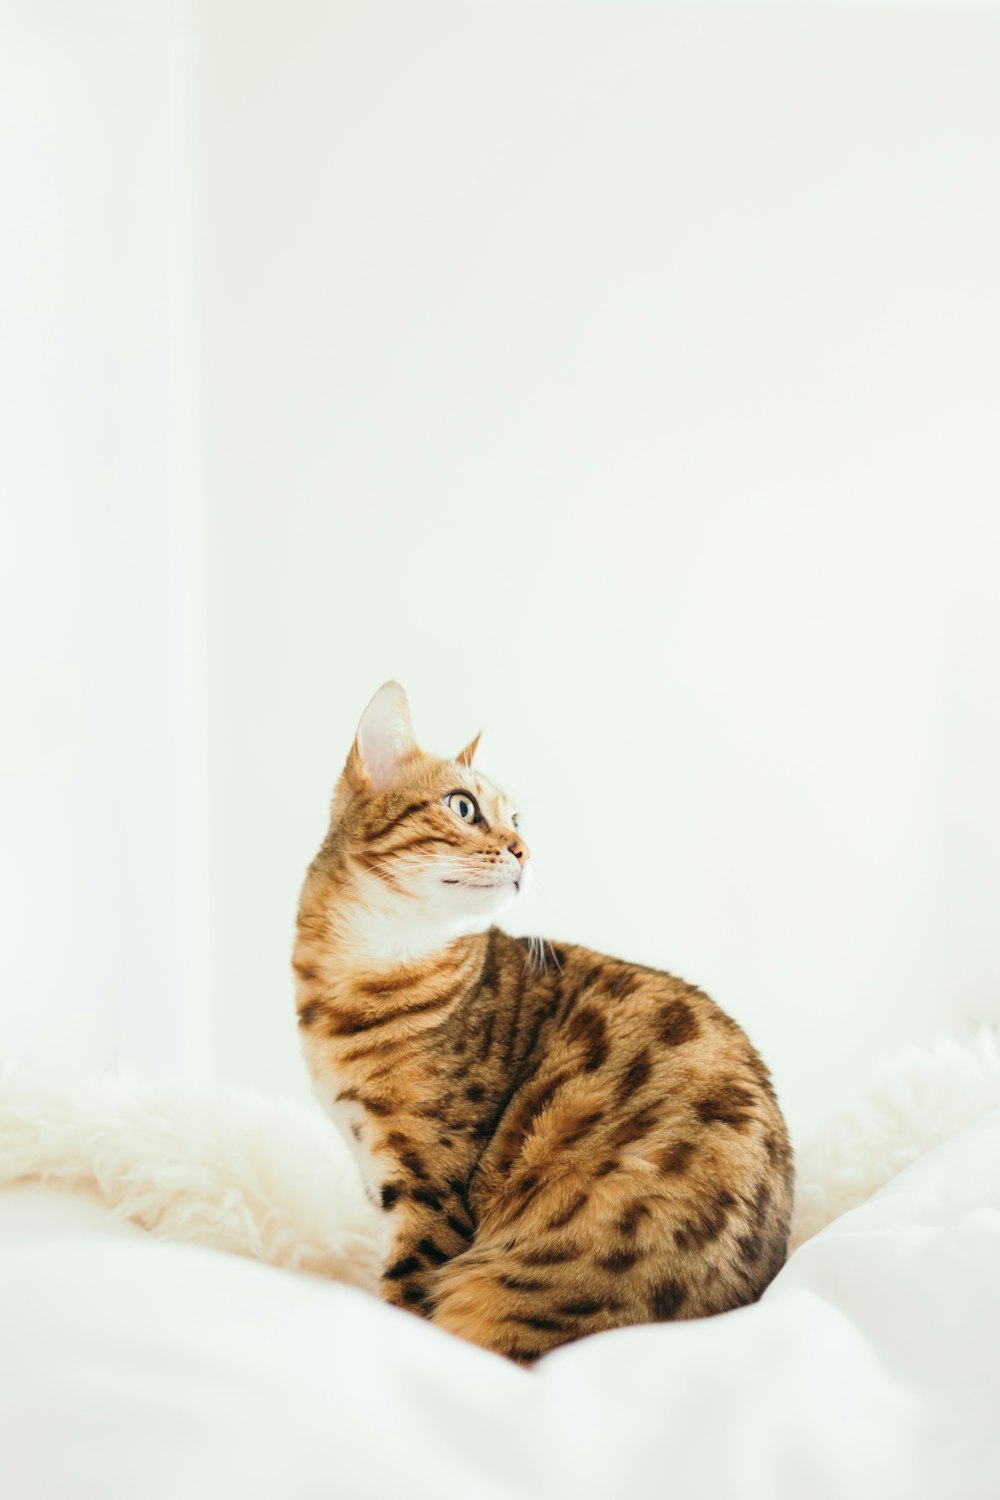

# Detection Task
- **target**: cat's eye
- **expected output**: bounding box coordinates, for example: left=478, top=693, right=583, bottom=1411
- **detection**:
left=445, top=791, right=480, bottom=825
left=512, top=814, right=521, bottom=832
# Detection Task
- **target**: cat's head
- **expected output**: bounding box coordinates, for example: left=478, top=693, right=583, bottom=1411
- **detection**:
left=308, top=682, right=529, bottom=961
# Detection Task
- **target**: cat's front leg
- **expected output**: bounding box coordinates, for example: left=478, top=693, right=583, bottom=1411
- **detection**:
left=378, top=1174, right=477, bottom=1316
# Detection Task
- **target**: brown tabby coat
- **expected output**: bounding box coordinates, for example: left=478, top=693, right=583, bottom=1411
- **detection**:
left=294, top=685, right=793, bottom=1362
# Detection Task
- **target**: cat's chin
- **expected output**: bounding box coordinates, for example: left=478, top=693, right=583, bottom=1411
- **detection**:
left=436, top=875, right=523, bottom=927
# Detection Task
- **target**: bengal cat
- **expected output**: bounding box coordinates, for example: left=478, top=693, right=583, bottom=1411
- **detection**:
left=293, top=682, right=793, bottom=1362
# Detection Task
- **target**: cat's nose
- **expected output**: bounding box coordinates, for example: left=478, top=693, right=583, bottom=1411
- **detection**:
left=508, top=838, right=528, bottom=866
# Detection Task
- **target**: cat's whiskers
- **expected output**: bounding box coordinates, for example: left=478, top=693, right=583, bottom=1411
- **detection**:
left=521, top=935, right=561, bottom=975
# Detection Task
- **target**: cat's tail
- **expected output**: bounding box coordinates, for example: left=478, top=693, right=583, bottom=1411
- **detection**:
left=430, top=1235, right=652, bottom=1364
left=789, top=1026, right=1000, bottom=1250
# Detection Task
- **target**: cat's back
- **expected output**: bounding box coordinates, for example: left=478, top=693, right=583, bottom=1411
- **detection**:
left=502, top=931, right=788, bottom=1133
left=471, top=931, right=794, bottom=1318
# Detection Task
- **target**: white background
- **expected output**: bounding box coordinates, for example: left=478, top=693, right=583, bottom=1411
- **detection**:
left=2, top=1, right=998, bottom=1139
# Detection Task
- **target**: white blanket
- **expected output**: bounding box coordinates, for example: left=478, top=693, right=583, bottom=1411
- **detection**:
left=2, top=1106, right=998, bottom=1499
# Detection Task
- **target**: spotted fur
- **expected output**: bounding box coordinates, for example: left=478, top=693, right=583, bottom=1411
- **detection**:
left=293, top=683, right=793, bottom=1361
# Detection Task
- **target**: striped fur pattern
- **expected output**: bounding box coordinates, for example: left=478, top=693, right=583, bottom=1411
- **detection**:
left=294, top=683, right=793, bottom=1361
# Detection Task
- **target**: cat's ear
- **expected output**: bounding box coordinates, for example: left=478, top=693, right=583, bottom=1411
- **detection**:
left=456, top=732, right=481, bottom=769
left=331, top=682, right=418, bottom=822
left=344, top=681, right=417, bottom=796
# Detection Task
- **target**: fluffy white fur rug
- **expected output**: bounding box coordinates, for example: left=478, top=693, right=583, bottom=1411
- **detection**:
left=1, top=1028, right=998, bottom=1279
left=0, top=1074, right=387, bottom=1291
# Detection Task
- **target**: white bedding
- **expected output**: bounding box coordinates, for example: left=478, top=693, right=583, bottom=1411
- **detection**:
left=2, top=1108, right=998, bottom=1500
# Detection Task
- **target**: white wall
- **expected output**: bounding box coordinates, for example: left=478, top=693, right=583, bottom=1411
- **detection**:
left=2, top=3, right=998, bottom=1146
left=197, top=3, right=1000, bottom=1139
left=0, top=1, right=209, bottom=1075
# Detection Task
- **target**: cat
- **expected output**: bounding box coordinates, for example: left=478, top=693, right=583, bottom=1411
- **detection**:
left=293, top=682, right=793, bottom=1362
